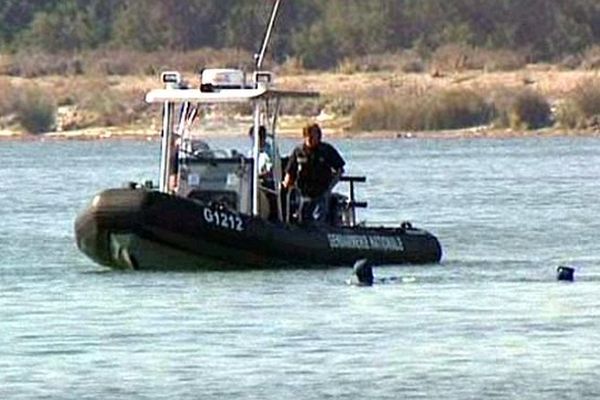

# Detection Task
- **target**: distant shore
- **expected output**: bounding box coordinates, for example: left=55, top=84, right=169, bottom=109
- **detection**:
left=2, top=125, right=599, bottom=142
left=1, top=66, right=599, bottom=141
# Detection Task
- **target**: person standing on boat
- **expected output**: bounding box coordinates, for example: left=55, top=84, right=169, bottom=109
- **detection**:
left=283, top=123, right=345, bottom=222
left=248, top=125, right=274, bottom=178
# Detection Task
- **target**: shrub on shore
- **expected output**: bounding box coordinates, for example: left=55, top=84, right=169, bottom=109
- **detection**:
left=330, top=47, right=525, bottom=75
left=335, top=51, right=426, bottom=74
left=14, top=85, right=57, bottom=134
left=275, top=56, right=306, bottom=76
left=431, top=44, right=527, bottom=74
left=1, top=52, right=82, bottom=78
left=351, top=88, right=492, bottom=131
left=0, top=46, right=531, bottom=79
left=556, top=78, right=600, bottom=129
left=581, top=46, right=600, bottom=70
left=87, top=48, right=253, bottom=76
left=491, top=88, right=552, bottom=130
left=71, top=80, right=150, bottom=128
left=0, top=78, right=16, bottom=117
left=351, top=86, right=557, bottom=132
left=426, top=89, right=493, bottom=130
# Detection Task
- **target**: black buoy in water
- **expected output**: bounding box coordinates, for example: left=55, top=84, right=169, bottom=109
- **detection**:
left=352, top=259, right=374, bottom=286
left=557, top=265, right=575, bottom=282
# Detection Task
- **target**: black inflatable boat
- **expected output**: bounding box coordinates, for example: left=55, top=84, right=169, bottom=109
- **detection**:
left=75, top=186, right=441, bottom=270
left=75, top=65, right=442, bottom=270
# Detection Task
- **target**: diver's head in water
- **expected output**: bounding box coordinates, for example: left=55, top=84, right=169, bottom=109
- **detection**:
left=557, top=265, right=575, bottom=282
left=352, top=259, right=374, bottom=286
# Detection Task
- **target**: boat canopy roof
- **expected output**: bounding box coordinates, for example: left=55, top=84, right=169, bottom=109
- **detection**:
left=146, top=87, right=319, bottom=104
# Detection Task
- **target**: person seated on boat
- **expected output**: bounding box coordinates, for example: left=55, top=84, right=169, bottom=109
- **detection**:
left=247, top=125, right=274, bottom=180
left=248, top=125, right=277, bottom=220
left=168, top=135, right=181, bottom=193
left=282, top=123, right=345, bottom=223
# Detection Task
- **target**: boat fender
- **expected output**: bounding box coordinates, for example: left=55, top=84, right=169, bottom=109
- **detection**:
left=557, top=265, right=575, bottom=282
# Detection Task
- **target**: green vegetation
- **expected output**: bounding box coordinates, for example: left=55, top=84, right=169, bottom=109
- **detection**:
left=1, top=1, right=598, bottom=135
left=351, top=88, right=492, bottom=131
left=430, top=45, right=527, bottom=73
left=351, top=87, right=556, bottom=132
left=0, top=78, right=16, bottom=116
left=556, top=78, right=600, bottom=129
left=1, top=0, right=599, bottom=70
left=14, top=86, right=56, bottom=134
left=1, top=48, right=252, bottom=78
left=492, top=89, right=552, bottom=130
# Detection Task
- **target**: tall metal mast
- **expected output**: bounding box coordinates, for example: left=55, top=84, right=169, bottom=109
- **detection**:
left=255, top=0, right=283, bottom=70
left=251, top=0, right=283, bottom=216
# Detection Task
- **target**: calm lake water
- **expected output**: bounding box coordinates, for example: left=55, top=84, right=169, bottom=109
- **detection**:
left=1, top=136, right=599, bottom=399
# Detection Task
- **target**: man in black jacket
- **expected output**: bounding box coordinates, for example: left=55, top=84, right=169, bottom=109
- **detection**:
left=283, top=123, right=345, bottom=222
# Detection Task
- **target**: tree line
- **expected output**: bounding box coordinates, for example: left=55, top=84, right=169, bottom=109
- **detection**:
left=1, top=0, right=599, bottom=69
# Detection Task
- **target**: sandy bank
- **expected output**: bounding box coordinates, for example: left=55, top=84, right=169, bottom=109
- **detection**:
left=2, top=66, right=599, bottom=141
left=2, top=124, right=599, bottom=142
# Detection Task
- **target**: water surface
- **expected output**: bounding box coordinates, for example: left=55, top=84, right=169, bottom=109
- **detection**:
left=1, top=136, right=599, bottom=399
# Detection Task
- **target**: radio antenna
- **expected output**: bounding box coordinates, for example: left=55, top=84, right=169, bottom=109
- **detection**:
left=255, top=0, right=283, bottom=70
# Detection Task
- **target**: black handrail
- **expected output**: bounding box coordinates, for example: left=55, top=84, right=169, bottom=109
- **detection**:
left=339, top=175, right=367, bottom=183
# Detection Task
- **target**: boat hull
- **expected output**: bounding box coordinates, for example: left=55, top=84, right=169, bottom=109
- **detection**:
left=75, top=189, right=442, bottom=270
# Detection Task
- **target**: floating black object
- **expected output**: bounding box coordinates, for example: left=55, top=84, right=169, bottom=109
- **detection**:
left=353, top=259, right=374, bottom=286
left=557, top=265, right=575, bottom=282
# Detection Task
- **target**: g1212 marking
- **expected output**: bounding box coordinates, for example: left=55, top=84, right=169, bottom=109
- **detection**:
left=203, top=208, right=244, bottom=232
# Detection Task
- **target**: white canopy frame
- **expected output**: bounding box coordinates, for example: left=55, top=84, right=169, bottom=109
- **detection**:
left=147, top=84, right=318, bottom=218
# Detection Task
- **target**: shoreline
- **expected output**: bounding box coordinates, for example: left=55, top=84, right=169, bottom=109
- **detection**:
left=1, top=125, right=599, bottom=142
